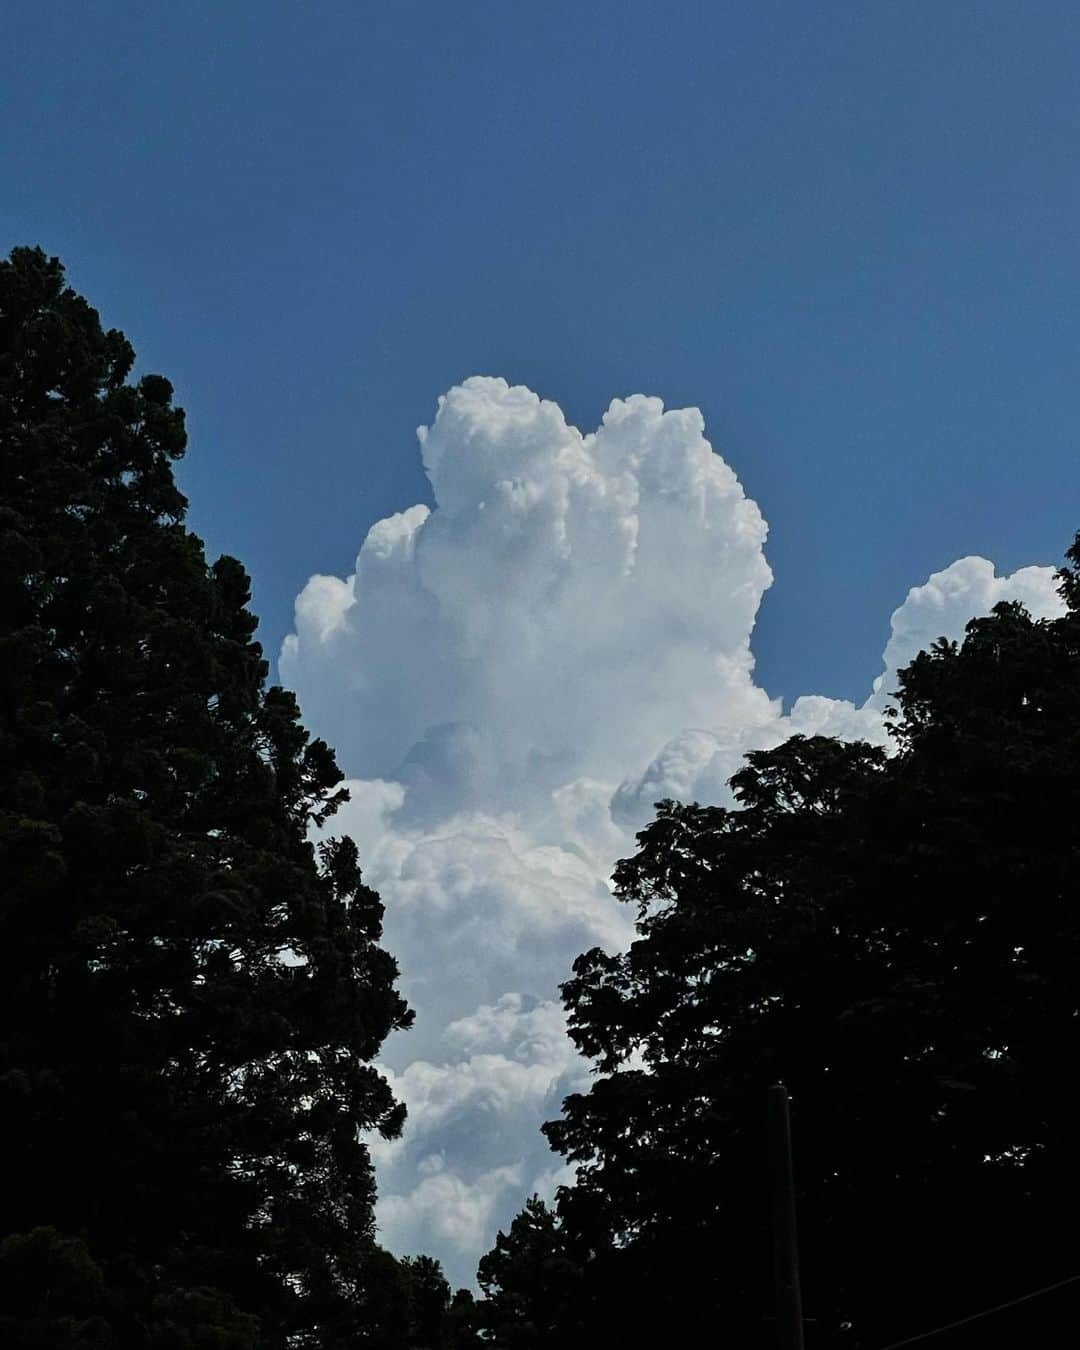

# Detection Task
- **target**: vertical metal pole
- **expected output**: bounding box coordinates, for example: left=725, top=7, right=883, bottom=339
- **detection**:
left=768, top=1082, right=806, bottom=1350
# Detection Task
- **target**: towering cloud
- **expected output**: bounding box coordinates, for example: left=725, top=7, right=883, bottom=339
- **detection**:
left=281, top=377, right=1063, bottom=1286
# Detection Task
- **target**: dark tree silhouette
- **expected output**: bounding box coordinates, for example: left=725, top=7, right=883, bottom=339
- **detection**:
left=0, top=247, right=418, bottom=1346
left=476, top=1196, right=592, bottom=1349
left=482, top=549, right=1080, bottom=1347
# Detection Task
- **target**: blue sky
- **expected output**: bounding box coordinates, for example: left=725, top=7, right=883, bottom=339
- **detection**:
left=6, top=1, right=1080, bottom=705
left=8, top=1, right=1080, bottom=1285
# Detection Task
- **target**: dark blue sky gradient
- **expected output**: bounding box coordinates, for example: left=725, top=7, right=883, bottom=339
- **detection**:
left=5, top=1, right=1080, bottom=707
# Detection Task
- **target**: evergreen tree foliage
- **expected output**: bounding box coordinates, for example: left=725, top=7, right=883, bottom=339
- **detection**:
left=476, top=1198, right=587, bottom=1348
left=0, top=246, right=417, bottom=1346
left=482, top=549, right=1080, bottom=1347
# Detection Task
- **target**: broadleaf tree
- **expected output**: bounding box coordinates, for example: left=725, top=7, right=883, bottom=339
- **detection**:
left=480, top=549, right=1080, bottom=1347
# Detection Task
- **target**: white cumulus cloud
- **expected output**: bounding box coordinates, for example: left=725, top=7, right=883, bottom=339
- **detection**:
left=285, top=376, right=1064, bottom=1287
left=281, top=378, right=777, bottom=819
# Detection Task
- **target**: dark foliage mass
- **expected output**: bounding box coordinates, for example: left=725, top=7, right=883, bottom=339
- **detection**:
left=481, top=550, right=1080, bottom=1347
left=0, top=247, right=473, bottom=1348
left=12, top=243, right=1080, bottom=1349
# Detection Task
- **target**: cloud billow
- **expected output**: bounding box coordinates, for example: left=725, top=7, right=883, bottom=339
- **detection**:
left=281, top=376, right=1062, bottom=1287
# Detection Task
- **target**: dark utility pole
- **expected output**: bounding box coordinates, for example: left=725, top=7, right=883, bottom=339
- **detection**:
left=768, top=1082, right=806, bottom=1350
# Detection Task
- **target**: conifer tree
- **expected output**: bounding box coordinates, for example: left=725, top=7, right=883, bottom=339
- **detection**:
left=0, top=246, right=414, bottom=1346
